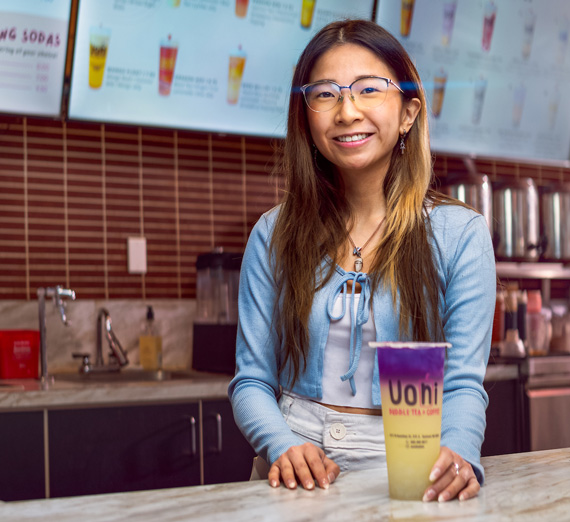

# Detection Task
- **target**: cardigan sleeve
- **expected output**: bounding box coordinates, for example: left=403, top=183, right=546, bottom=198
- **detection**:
left=228, top=212, right=304, bottom=465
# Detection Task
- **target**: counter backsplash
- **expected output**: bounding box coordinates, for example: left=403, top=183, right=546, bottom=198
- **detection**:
left=0, top=299, right=196, bottom=373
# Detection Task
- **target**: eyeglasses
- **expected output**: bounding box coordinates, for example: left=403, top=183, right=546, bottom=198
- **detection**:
left=300, top=76, right=405, bottom=113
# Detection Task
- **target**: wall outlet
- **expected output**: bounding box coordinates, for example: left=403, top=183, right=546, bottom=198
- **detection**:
left=128, top=237, right=147, bottom=274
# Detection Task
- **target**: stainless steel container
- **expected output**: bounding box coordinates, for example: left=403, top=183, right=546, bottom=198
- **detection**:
left=441, top=172, right=493, bottom=233
left=493, top=178, right=541, bottom=261
left=541, top=184, right=570, bottom=261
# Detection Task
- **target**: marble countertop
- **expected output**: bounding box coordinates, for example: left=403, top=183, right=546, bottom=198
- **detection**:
left=1, top=448, right=568, bottom=521
left=0, top=371, right=232, bottom=411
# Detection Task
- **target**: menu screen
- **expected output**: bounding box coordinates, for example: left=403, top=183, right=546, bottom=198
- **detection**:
left=68, top=0, right=374, bottom=137
left=0, top=0, right=71, bottom=117
left=376, top=0, right=570, bottom=164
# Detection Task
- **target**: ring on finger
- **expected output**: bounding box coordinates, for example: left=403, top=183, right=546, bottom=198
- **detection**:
left=453, top=462, right=460, bottom=476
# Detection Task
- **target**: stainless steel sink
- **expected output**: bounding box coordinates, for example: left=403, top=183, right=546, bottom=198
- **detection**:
left=53, top=369, right=223, bottom=384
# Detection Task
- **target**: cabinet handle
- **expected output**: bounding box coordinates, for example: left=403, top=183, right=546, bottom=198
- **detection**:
left=215, top=413, right=222, bottom=454
left=189, top=416, right=197, bottom=457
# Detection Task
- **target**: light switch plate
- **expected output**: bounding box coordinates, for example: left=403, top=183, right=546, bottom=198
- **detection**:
left=127, top=237, right=147, bottom=274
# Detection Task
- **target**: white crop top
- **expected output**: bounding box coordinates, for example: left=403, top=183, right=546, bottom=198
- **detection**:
left=319, top=293, right=379, bottom=409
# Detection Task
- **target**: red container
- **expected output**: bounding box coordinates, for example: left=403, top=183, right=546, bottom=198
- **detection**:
left=0, top=330, right=40, bottom=379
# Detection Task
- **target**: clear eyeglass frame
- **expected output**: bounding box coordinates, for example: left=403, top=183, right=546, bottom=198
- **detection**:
left=300, top=75, right=405, bottom=113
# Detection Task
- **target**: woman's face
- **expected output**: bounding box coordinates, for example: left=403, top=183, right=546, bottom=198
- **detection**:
left=306, top=43, right=420, bottom=179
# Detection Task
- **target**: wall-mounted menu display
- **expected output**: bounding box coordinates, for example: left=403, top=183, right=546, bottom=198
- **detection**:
left=0, top=0, right=72, bottom=117
left=68, top=0, right=374, bottom=137
left=377, top=0, right=570, bottom=164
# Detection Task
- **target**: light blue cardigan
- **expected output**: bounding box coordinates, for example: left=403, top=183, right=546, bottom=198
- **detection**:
left=228, top=204, right=496, bottom=484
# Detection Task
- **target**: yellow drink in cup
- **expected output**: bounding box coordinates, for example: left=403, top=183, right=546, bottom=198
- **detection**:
left=400, top=0, right=415, bottom=37
left=227, top=45, right=246, bottom=104
left=235, top=0, right=249, bottom=18
left=300, top=0, right=316, bottom=29
left=159, top=35, right=178, bottom=96
left=371, top=341, right=449, bottom=500
left=89, top=27, right=111, bottom=89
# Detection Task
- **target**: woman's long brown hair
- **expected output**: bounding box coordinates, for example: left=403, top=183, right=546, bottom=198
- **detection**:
left=271, top=20, right=449, bottom=385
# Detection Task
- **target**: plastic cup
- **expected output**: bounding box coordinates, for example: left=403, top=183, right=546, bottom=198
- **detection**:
left=432, top=69, right=447, bottom=118
left=400, top=0, right=415, bottom=37
left=89, top=26, right=111, bottom=89
left=441, top=0, right=457, bottom=47
left=227, top=45, right=246, bottom=104
left=300, top=0, right=316, bottom=29
left=371, top=341, right=450, bottom=500
left=472, top=76, right=487, bottom=125
left=235, top=0, right=249, bottom=17
left=482, top=1, right=497, bottom=52
left=522, top=9, right=536, bottom=60
left=159, top=35, right=178, bottom=96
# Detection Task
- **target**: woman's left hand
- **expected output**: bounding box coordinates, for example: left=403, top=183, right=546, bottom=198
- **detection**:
left=422, top=446, right=480, bottom=502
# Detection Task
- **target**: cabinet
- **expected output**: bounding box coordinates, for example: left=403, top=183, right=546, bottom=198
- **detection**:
left=49, top=403, right=201, bottom=498
left=202, top=399, right=256, bottom=484
left=0, top=411, right=45, bottom=501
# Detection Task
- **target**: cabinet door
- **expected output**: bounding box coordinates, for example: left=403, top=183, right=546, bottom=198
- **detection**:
left=482, top=379, right=525, bottom=456
left=202, top=399, right=255, bottom=485
left=49, top=403, right=200, bottom=498
left=0, top=411, right=45, bottom=501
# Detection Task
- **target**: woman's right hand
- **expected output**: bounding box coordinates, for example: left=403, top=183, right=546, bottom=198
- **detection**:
left=268, top=442, right=340, bottom=490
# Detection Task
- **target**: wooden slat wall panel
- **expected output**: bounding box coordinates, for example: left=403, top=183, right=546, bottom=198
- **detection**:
left=1, top=114, right=570, bottom=300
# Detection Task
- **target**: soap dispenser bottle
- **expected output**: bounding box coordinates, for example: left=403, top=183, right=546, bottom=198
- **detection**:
left=139, top=306, right=162, bottom=370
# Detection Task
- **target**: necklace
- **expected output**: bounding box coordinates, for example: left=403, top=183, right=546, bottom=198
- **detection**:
left=347, top=217, right=386, bottom=273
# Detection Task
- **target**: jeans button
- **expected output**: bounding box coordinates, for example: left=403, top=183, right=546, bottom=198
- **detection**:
left=330, top=422, right=347, bottom=440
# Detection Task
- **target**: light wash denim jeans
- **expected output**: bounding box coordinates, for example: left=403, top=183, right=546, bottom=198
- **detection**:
left=278, top=391, right=387, bottom=472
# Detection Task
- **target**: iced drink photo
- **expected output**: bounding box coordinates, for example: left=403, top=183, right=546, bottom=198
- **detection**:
left=89, top=26, right=111, bottom=89
left=556, top=17, right=569, bottom=66
left=301, top=0, right=316, bottom=29
left=482, top=1, right=497, bottom=52
left=441, top=0, right=457, bottom=47
left=512, top=84, right=526, bottom=127
left=227, top=45, right=246, bottom=104
left=521, top=8, right=536, bottom=60
left=159, top=35, right=178, bottom=96
left=432, top=69, right=447, bottom=118
left=235, top=0, right=249, bottom=18
left=400, top=0, right=415, bottom=37
left=472, top=76, right=487, bottom=125
left=372, top=342, right=449, bottom=500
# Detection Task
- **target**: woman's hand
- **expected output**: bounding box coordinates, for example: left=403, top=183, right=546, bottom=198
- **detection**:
left=268, top=442, right=340, bottom=490
left=423, top=446, right=480, bottom=502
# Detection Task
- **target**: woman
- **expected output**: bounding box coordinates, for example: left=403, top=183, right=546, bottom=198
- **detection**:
left=228, top=19, right=495, bottom=502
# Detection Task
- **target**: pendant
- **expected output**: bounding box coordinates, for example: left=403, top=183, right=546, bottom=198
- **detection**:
left=354, top=257, right=363, bottom=272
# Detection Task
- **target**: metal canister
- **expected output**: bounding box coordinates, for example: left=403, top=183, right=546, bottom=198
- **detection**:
left=541, top=184, right=570, bottom=261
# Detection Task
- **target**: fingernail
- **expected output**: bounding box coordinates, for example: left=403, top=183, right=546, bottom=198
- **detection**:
left=328, top=472, right=336, bottom=483
left=438, top=491, right=450, bottom=502
left=321, top=478, right=329, bottom=489
left=304, top=480, right=314, bottom=490
left=429, top=467, right=441, bottom=481
left=422, top=489, right=435, bottom=502
left=287, top=480, right=296, bottom=489
left=270, top=480, right=278, bottom=488
left=459, top=493, right=466, bottom=501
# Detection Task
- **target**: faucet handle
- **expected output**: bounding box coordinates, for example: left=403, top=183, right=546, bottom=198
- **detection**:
left=72, top=352, right=92, bottom=373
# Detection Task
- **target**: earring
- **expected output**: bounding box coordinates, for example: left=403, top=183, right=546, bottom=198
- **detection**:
left=400, top=130, right=407, bottom=155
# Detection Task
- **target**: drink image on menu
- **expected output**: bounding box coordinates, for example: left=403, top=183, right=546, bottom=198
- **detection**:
left=556, top=17, right=569, bottom=66
left=227, top=45, right=246, bottom=105
left=481, top=1, right=497, bottom=52
left=548, top=86, right=560, bottom=131
left=89, top=26, right=111, bottom=89
left=431, top=69, right=447, bottom=118
left=521, top=9, right=536, bottom=60
left=300, top=0, right=316, bottom=29
left=169, top=0, right=180, bottom=6
left=512, top=84, right=526, bottom=127
left=159, top=35, right=178, bottom=96
left=372, top=342, right=448, bottom=500
left=235, top=0, right=249, bottom=18
left=400, top=0, right=415, bottom=37
left=441, top=0, right=457, bottom=46
left=472, top=76, right=487, bottom=125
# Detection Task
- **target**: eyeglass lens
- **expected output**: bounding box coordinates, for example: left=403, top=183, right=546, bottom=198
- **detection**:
left=303, top=77, right=390, bottom=112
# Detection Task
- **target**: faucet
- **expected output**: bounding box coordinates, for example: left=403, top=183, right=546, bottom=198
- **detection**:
left=94, top=308, right=129, bottom=371
left=37, top=286, right=76, bottom=387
